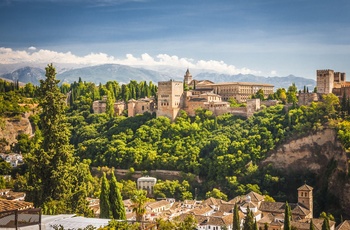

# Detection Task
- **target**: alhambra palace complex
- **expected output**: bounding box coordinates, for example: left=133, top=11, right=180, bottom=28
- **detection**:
left=94, top=69, right=276, bottom=119
left=94, top=68, right=350, bottom=121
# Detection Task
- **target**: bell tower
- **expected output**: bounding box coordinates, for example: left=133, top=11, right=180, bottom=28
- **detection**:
left=297, top=184, right=313, bottom=218
left=184, top=68, right=193, bottom=85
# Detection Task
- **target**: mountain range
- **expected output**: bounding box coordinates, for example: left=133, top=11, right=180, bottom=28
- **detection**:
left=0, top=64, right=316, bottom=90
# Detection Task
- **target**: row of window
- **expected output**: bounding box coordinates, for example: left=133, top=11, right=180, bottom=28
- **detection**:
left=300, top=192, right=309, bottom=197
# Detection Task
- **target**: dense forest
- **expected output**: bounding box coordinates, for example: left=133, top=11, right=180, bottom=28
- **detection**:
left=0, top=65, right=350, bottom=221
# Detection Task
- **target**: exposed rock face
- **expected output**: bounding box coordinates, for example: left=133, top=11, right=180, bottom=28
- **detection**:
left=262, top=128, right=348, bottom=175
left=262, top=128, right=350, bottom=216
left=0, top=113, right=33, bottom=151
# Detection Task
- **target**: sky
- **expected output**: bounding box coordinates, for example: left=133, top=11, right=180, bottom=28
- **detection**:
left=1, top=0, right=350, bottom=79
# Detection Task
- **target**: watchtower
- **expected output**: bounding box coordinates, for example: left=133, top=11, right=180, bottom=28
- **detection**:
left=157, top=80, right=183, bottom=121
left=317, top=69, right=334, bottom=94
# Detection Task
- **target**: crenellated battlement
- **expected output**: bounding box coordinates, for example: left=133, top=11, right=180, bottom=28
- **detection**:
left=317, top=69, right=334, bottom=76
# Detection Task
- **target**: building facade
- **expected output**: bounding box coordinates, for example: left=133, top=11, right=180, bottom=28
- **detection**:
left=127, top=97, right=155, bottom=117
left=137, top=176, right=157, bottom=196
left=316, top=69, right=346, bottom=95
left=195, top=82, right=274, bottom=103
left=92, top=95, right=126, bottom=115
left=299, top=69, right=348, bottom=106
left=157, top=80, right=184, bottom=121
left=154, top=69, right=274, bottom=120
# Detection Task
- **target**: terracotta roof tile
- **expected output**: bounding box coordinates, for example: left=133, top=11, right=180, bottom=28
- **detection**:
left=190, top=205, right=213, bottom=215
left=297, top=184, right=313, bottom=191
left=217, top=203, right=235, bottom=213
left=0, top=199, right=33, bottom=212
left=257, top=213, right=274, bottom=224
left=336, top=220, right=350, bottom=230
left=246, top=191, right=265, bottom=202
left=146, top=200, right=170, bottom=210
left=259, top=201, right=311, bottom=217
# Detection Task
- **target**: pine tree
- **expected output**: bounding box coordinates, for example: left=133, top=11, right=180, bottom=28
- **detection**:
left=243, top=209, right=254, bottom=230
left=233, top=203, right=240, bottom=230
left=100, top=172, right=111, bottom=218
left=26, top=64, right=88, bottom=214
left=284, top=202, right=292, bottom=230
left=309, top=219, right=315, bottom=230
left=109, top=172, right=126, bottom=220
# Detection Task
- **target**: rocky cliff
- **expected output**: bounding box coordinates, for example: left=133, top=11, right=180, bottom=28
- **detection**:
left=0, top=113, right=33, bottom=151
left=262, top=128, right=350, bottom=216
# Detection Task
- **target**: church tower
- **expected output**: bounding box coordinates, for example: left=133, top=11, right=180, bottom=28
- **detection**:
left=184, top=68, right=193, bottom=85
left=297, top=184, right=313, bottom=218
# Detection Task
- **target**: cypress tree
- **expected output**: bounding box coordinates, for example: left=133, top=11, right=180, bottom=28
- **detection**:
left=321, top=218, right=330, bottom=230
left=284, top=202, right=291, bottom=230
left=243, top=209, right=254, bottom=230
left=105, top=91, right=115, bottom=117
left=109, top=172, right=126, bottom=220
left=309, top=219, right=315, bottom=230
left=233, top=203, right=240, bottom=230
left=26, top=64, right=89, bottom=214
left=254, top=219, right=258, bottom=230
left=100, top=172, right=111, bottom=218
left=264, top=223, right=268, bottom=230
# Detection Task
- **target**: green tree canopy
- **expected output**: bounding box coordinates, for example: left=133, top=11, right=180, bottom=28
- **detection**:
left=26, top=64, right=90, bottom=214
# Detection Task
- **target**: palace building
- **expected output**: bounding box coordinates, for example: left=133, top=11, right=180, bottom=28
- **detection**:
left=155, top=69, right=274, bottom=121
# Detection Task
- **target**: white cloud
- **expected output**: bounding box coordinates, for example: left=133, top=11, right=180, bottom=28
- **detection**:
left=0, top=47, right=260, bottom=75
left=271, top=70, right=277, bottom=75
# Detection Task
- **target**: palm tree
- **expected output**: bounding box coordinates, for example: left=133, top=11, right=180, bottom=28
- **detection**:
left=131, top=190, right=149, bottom=229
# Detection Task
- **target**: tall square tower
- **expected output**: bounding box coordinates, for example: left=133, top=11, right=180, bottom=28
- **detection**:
left=157, top=80, right=183, bottom=121
left=317, top=69, right=334, bottom=94
left=297, top=184, right=313, bottom=218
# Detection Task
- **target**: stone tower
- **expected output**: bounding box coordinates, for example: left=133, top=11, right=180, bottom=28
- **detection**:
left=317, top=69, right=334, bottom=94
left=334, top=72, right=346, bottom=90
left=157, top=80, right=183, bottom=121
left=184, top=68, right=193, bottom=85
left=297, top=184, right=313, bottom=218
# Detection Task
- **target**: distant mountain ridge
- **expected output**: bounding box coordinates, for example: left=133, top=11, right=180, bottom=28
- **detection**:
left=0, top=64, right=316, bottom=90
left=0, top=66, right=46, bottom=85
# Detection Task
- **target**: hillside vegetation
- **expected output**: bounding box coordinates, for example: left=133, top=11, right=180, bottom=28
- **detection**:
left=1, top=70, right=350, bottom=218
